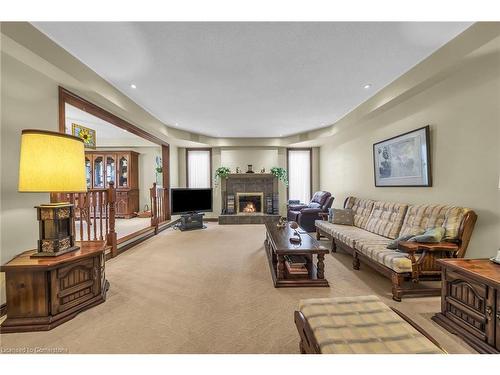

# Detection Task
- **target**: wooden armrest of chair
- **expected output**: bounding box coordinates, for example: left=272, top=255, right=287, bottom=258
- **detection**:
left=318, top=212, right=328, bottom=220
left=398, top=241, right=459, bottom=254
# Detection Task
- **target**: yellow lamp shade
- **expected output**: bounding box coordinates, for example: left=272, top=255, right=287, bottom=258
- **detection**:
left=18, top=130, right=87, bottom=192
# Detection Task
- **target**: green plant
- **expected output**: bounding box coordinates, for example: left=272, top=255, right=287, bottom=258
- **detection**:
left=270, top=167, right=288, bottom=186
left=215, top=166, right=231, bottom=183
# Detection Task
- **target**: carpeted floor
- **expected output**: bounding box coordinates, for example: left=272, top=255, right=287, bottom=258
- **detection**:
left=0, top=223, right=475, bottom=354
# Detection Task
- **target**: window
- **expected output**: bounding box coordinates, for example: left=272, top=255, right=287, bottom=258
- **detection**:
left=187, top=149, right=211, bottom=188
left=287, top=149, right=311, bottom=204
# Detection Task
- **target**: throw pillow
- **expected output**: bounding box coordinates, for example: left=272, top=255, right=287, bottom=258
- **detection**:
left=330, top=208, right=354, bottom=225
left=308, top=202, right=321, bottom=209
left=387, top=234, right=418, bottom=250
left=409, top=227, right=445, bottom=243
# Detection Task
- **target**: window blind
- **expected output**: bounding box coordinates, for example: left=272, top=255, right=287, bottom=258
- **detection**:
left=187, top=150, right=211, bottom=188
left=288, top=149, right=311, bottom=204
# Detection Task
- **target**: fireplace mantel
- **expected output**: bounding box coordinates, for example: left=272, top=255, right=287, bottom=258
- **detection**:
left=226, top=173, right=274, bottom=179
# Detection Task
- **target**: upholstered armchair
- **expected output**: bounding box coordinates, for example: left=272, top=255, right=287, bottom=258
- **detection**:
left=287, top=191, right=334, bottom=232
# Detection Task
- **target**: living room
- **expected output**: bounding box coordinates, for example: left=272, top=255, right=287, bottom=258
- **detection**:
left=1, top=1, right=500, bottom=374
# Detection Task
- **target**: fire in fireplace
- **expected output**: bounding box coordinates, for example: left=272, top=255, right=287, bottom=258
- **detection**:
left=243, top=202, right=256, bottom=213
left=236, top=192, right=263, bottom=214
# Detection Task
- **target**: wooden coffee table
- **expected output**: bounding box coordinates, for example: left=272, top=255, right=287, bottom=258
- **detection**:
left=264, top=221, right=329, bottom=287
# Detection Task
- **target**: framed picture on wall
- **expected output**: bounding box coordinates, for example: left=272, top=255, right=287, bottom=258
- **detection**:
left=373, top=125, right=431, bottom=187
left=72, top=123, right=96, bottom=149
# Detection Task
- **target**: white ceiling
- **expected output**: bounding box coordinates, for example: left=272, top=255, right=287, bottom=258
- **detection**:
left=65, top=104, right=158, bottom=147
left=36, top=22, right=472, bottom=138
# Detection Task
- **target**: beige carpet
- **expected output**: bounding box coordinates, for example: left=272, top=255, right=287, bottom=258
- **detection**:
left=0, top=223, right=475, bottom=354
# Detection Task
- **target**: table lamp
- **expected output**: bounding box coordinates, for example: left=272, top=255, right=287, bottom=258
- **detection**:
left=18, top=130, right=87, bottom=257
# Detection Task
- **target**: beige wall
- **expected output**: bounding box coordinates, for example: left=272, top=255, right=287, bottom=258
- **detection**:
left=169, top=144, right=179, bottom=188
left=0, top=52, right=60, bottom=304
left=319, top=48, right=500, bottom=258
left=0, top=34, right=181, bottom=305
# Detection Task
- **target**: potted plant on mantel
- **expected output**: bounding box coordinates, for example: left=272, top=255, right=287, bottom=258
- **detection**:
left=215, top=166, right=288, bottom=186
left=214, top=166, right=231, bottom=186
left=270, top=167, right=288, bottom=186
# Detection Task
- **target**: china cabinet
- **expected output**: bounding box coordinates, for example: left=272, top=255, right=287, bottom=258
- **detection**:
left=85, top=150, right=139, bottom=218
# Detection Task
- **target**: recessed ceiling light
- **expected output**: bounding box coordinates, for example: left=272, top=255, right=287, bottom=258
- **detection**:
left=130, top=84, right=137, bottom=89
left=363, top=83, right=372, bottom=89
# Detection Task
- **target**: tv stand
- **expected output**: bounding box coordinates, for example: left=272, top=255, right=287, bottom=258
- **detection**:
left=178, top=212, right=206, bottom=231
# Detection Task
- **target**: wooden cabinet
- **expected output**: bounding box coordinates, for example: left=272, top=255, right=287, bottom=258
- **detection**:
left=497, top=292, right=500, bottom=351
left=0, top=241, right=108, bottom=333
left=86, top=150, right=139, bottom=218
left=433, top=259, right=500, bottom=353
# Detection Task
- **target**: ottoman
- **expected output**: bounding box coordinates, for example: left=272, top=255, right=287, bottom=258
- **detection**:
left=294, top=295, right=444, bottom=354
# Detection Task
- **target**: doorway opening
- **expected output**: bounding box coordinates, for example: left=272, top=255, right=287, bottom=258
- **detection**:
left=58, top=87, right=171, bottom=256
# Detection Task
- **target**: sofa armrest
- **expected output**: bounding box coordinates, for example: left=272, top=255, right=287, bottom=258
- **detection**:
left=288, top=204, right=308, bottom=211
left=299, top=208, right=323, bottom=216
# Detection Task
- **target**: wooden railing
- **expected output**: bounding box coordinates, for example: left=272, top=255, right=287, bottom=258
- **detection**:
left=51, top=181, right=170, bottom=258
left=51, top=181, right=117, bottom=257
left=150, top=182, right=169, bottom=233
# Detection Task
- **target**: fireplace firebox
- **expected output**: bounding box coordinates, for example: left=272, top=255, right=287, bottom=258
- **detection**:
left=236, top=192, right=264, bottom=214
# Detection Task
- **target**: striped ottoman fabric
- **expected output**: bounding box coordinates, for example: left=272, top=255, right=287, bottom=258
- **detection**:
left=298, top=295, right=443, bottom=354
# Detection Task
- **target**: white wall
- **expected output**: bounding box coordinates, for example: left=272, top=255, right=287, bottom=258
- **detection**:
left=220, top=148, right=279, bottom=173
left=319, top=49, right=500, bottom=259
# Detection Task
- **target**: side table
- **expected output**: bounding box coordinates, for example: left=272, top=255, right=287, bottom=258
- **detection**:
left=0, top=241, right=109, bottom=333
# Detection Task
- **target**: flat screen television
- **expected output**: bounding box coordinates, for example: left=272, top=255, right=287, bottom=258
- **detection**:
left=171, top=188, right=213, bottom=215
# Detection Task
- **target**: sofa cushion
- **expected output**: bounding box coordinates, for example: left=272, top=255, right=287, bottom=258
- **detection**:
left=355, top=243, right=414, bottom=273
left=315, top=220, right=336, bottom=236
left=399, top=204, right=471, bottom=241
left=315, top=221, right=364, bottom=248
left=308, top=202, right=321, bottom=209
left=399, top=204, right=450, bottom=237
left=330, top=208, right=354, bottom=225
left=298, top=295, right=443, bottom=354
left=364, top=201, right=408, bottom=239
left=442, top=206, right=471, bottom=241
left=345, top=197, right=375, bottom=229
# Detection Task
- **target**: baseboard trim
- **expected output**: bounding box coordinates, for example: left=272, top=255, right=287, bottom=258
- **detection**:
left=0, top=303, right=6, bottom=317
left=118, top=231, right=156, bottom=254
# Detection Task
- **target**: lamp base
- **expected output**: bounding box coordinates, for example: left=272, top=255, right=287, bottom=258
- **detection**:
left=30, top=245, right=80, bottom=258
left=34, top=203, right=78, bottom=257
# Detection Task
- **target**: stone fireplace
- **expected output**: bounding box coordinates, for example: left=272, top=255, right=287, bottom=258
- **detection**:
left=236, top=192, right=264, bottom=214
left=219, top=173, right=279, bottom=224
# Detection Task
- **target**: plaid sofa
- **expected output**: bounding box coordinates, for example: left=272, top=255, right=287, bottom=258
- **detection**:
left=315, top=197, right=477, bottom=301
